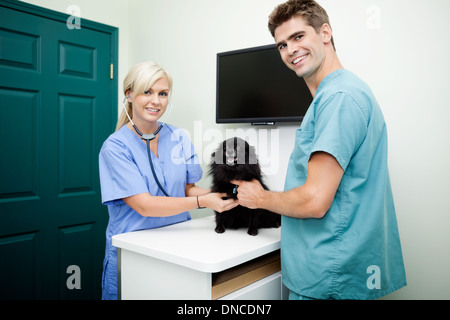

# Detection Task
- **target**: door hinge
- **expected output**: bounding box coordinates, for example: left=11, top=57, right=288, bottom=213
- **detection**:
left=110, top=63, right=114, bottom=80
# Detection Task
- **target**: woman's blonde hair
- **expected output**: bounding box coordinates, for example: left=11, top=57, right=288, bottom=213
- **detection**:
left=116, top=61, right=173, bottom=131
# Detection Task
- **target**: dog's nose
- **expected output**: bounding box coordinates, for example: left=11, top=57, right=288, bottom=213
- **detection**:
left=225, top=147, right=237, bottom=166
left=225, top=148, right=236, bottom=158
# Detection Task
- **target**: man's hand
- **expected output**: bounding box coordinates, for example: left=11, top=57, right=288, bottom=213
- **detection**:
left=230, top=179, right=266, bottom=209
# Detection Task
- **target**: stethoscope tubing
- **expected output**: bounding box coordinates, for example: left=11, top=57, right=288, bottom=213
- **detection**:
left=143, top=134, right=170, bottom=197
left=122, top=97, right=170, bottom=197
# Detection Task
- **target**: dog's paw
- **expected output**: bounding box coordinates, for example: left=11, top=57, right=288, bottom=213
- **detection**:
left=215, top=226, right=225, bottom=234
left=247, top=228, right=259, bottom=236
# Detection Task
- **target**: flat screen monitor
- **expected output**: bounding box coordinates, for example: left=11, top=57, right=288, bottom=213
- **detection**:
left=216, top=44, right=312, bottom=125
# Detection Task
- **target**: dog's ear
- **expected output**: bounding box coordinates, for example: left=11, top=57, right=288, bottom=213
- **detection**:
left=211, top=150, right=222, bottom=165
left=248, top=145, right=258, bottom=165
left=211, top=139, right=226, bottom=158
left=211, top=143, right=225, bottom=164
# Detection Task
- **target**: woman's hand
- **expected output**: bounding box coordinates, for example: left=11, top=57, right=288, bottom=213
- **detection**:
left=198, top=192, right=239, bottom=213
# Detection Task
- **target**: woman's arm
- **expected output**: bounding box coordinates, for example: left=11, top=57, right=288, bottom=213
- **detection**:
left=123, top=184, right=237, bottom=217
left=185, top=183, right=210, bottom=197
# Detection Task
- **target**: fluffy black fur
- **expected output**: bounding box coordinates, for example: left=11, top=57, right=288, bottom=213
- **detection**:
left=209, top=137, right=281, bottom=236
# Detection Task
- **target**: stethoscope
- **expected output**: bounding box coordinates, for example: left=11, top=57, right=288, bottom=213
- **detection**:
left=122, top=96, right=170, bottom=196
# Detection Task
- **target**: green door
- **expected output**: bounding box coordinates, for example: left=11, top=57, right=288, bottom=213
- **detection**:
left=0, top=1, right=117, bottom=299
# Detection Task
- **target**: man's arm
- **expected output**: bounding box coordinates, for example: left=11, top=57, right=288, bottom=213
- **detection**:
left=231, top=151, right=344, bottom=219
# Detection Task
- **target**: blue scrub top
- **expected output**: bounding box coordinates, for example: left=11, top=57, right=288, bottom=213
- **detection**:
left=282, top=70, right=406, bottom=299
left=98, top=124, right=203, bottom=300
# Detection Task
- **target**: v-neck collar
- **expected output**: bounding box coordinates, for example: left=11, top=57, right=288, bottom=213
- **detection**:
left=123, top=123, right=165, bottom=160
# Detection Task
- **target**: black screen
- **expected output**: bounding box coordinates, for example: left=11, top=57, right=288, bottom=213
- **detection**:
left=216, top=44, right=312, bottom=124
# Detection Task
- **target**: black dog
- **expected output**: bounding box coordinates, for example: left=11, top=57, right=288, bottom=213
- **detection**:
left=209, top=137, right=281, bottom=236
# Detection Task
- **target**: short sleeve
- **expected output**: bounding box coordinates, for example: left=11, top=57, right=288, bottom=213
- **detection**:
left=184, top=142, right=203, bottom=184
left=311, top=92, right=368, bottom=171
left=99, top=139, right=149, bottom=205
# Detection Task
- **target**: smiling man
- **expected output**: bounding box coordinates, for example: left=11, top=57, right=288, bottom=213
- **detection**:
left=231, top=0, right=407, bottom=300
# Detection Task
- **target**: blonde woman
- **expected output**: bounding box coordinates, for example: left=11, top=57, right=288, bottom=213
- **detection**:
left=99, top=62, right=237, bottom=300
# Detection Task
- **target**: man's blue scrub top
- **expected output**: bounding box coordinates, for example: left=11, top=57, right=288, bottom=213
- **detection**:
left=99, top=124, right=203, bottom=300
left=282, top=70, right=406, bottom=299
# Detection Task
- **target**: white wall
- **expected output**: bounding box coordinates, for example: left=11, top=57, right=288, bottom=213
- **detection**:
left=23, top=0, right=450, bottom=300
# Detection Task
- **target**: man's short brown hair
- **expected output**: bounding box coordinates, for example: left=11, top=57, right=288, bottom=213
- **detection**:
left=268, top=0, right=335, bottom=50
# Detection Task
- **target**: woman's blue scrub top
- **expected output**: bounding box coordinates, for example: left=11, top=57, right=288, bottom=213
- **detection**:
left=282, top=70, right=406, bottom=299
left=98, top=124, right=203, bottom=300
